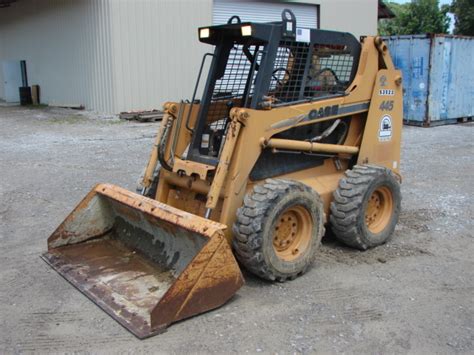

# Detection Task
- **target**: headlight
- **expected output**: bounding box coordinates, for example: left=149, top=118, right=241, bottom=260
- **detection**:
left=199, top=28, right=210, bottom=39
left=241, top=25, right=252, bottom=37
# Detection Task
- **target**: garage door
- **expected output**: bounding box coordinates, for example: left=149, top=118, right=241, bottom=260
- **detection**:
left=213, top=0, right=318, bottom=29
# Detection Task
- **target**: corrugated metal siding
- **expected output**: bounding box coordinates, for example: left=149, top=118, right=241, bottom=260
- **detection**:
left=108, top=0, right=212, bottom=113
left=0, top=0, right=212, bottom=113
left=428, top=36, right=474, bottom=122
left=213, top=0, right=318, bottom=28
left=0, top=0, right=377, bottom=114
left=384, top=34, right=474, bottom=125
left=0, top=30, right=4, bottom=99
left=0, top=0, right=116, bottom=112
left=0, top=65, right=4, bottom=100
left=385, top=35, right=430, bottom=123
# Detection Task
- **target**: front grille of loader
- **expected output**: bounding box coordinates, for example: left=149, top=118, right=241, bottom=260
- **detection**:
left=198, top=44, right=262, bottom=158
left=270, top=41, right=355, bottom=103
left=207, top=44, right=262, bottom=129
left=270, top=40, right=310, bottom=103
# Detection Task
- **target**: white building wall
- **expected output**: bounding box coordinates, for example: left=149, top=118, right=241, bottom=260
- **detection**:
left=0, top=62, right=4, bottom=100
left=304, top=0, right=378, bottom=38
left=108, top=0, right=213, bottom=113
left=0, top=29, right=4, bottom=99
left=0, top=0, right=376, bottom=113
left=0, top=0, right=116, bottom=112
left=0, top=0, right=212, bottom=112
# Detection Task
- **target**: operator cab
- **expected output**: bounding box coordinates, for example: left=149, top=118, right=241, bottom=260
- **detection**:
left=187, top=9, right=361, bottom=165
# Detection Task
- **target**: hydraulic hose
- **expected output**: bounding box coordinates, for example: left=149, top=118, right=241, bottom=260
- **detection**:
left=158, top=118, right=174, bottom=172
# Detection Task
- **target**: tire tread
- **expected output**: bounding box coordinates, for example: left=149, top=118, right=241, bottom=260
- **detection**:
left=233, top=179, right=324, bottom=282
left=329, top=165, right=401, bottom=250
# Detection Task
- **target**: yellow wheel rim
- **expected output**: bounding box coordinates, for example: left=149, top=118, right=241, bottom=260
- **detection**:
left=365, top=186, right=393, bottom=234
left=273, top=205, right=312, bottom=261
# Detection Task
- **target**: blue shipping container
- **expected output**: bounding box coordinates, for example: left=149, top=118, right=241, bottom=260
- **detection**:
left=383, top=34, right=474, bottom=126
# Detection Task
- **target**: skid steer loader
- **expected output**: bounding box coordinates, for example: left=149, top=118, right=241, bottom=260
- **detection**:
left=42, top=10, right=403, bottom=338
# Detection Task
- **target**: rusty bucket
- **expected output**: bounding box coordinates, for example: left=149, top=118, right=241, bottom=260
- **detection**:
left=42, top=184, right=244, bottom=338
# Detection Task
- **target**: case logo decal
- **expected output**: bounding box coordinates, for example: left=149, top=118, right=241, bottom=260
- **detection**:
left=379, top=115, right=392, bottom=141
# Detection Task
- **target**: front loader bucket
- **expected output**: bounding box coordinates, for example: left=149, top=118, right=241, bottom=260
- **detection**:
left=41, top=184, right=244, bottom=338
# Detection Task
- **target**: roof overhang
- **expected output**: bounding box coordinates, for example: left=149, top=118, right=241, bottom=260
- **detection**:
left=378, top=0, right=396, bottom=19
left=0, top=0, right=17, bottom=8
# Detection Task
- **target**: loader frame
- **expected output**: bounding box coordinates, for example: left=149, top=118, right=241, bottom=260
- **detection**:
left=43, top=11, right=403, bottom=338
left=187, top=17, right=362, bottom=166
left=143, top=19, right=403, bottom=242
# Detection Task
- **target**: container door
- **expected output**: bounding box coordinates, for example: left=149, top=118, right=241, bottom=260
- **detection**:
left=385, top=36, right=431, bottom=124
left=428, top=36, right=474, bottom=122
left=2, top=60, right=23, bottom=103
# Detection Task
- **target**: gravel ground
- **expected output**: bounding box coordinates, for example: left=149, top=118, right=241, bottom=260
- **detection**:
left=0, top=106, right=473, bottom=354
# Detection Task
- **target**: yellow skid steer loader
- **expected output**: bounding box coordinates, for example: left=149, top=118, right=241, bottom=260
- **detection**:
left=42, top=10, right=403, bottom=338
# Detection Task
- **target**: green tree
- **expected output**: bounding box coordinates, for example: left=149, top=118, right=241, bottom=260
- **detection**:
left=379, top=2, right=409, bottom=35
left=450, top=0, right=474, bottom=35
left=379, top=0, right=450, bottom=35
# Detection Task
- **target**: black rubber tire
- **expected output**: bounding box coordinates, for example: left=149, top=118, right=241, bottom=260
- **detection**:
left=330, top=165, right=401, bottom=250
left=232, top=179, right=325, bottom=282
left=136, top=165, right=161, bottom=199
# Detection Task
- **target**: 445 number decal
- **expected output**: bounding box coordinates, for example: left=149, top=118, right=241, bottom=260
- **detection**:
left=379, top=100, right=394, bottom=111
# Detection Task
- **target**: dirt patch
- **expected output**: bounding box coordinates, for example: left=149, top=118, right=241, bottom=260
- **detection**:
left=319, top=231, right=432, bottom=266
left=398, top=208, right=446, bottom=233
left=1, top=107, right=473, bottom=354
left=318, top=207, right=442, bottom=265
